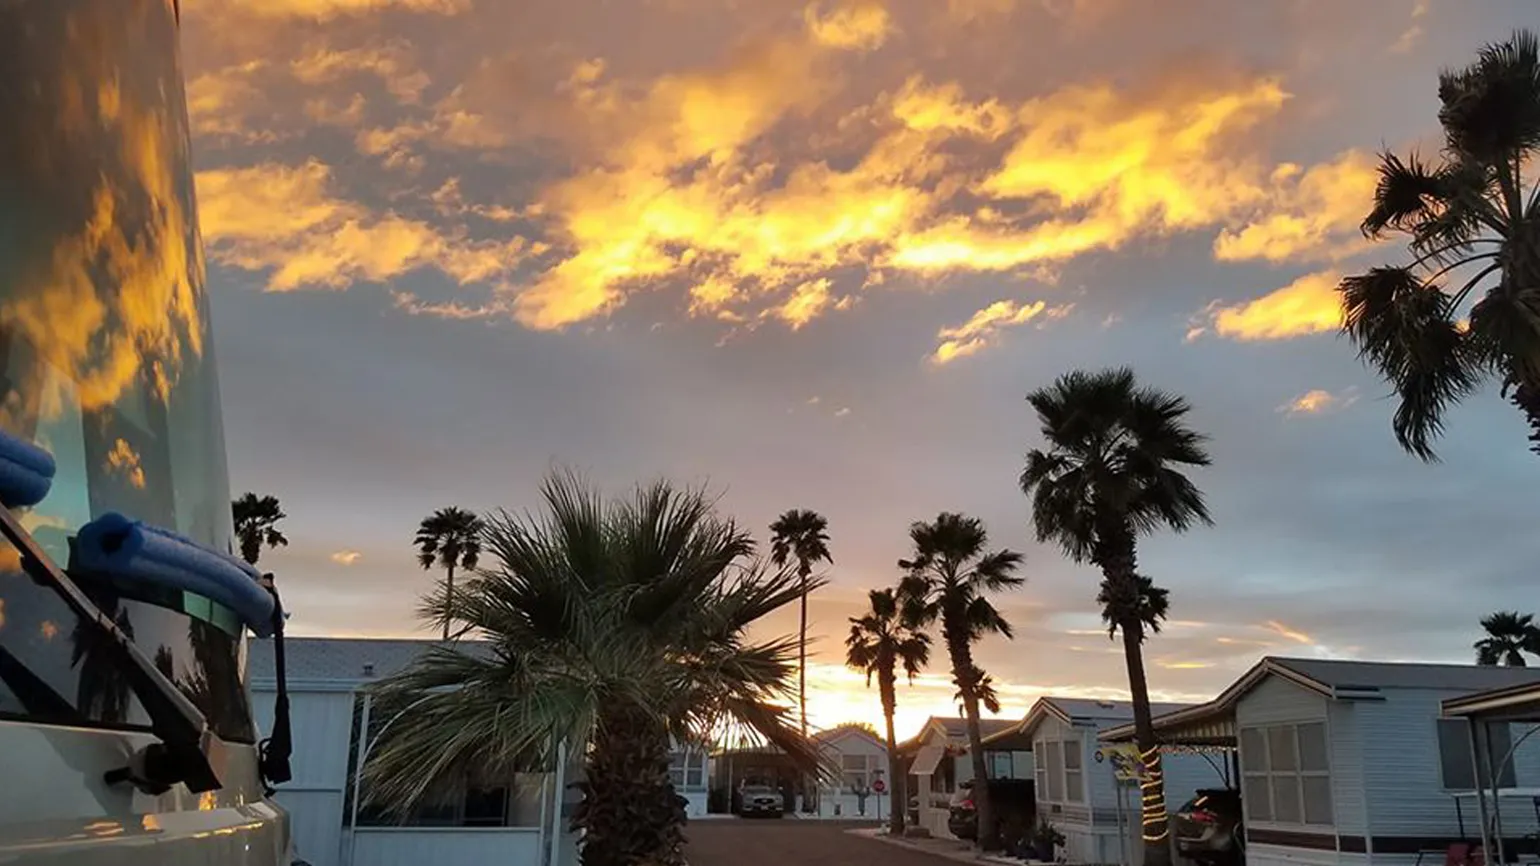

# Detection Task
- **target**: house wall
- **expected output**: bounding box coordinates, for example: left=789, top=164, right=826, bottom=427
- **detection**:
left=253, top=687, right=355, bottom=866
left=816, top=732, right=892, bottom=820
left=1234, top=675, right=1341, bottom=866
left=1357, top=688, right=1540, bottom=865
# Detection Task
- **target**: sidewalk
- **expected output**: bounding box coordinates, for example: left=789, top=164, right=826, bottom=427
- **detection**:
left=845, top=827, right=1027, bottom=866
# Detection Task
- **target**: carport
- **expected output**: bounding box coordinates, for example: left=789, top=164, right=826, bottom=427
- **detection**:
left=1099, top=702, right=1241, bottom=792
left=1442, top=682, right=1540, bottom=866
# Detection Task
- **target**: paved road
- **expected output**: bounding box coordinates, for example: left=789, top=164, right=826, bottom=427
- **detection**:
left=686, top=820, right=961, bottom=866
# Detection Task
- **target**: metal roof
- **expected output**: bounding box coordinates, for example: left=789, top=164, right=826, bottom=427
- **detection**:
left=1099, top=657, right=1540, bottom=746
left=898, top=716, right=1019, bottom=753
left=248, top=636, right=493, bottom=686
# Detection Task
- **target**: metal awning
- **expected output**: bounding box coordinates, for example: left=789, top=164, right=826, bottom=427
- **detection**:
left=1443, top=682, right=1540, bottom=724
left=1100, top=703, right=1236, bottom=748
left=912, top=743, right=945, bottom=776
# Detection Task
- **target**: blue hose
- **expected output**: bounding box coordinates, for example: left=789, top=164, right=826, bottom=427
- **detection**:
left=0, top=428, right=55, bottom=508
left=75, top=512, right=276, bottom=637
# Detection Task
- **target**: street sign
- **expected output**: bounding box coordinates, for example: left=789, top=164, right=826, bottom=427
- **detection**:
left=871, top=778, right=887, bottom=794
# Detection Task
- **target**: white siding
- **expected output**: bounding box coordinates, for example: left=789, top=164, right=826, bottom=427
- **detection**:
left=1327, top=700, right=1367, bottom=836
left=1236, top=676, right=1332, bottom=837
left=253, top=688, right=354, bottom=866
left=1358, top=688, right=1540, bottom=851
left=351, top=828, right=542, bottom=866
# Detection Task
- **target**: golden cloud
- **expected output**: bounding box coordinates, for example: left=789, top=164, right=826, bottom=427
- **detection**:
left=330, top=549, right=364, bottom=566
left=804, top=0, right=893, bottom=50
left=1212, top=151, right=1379, bottom=263
left=290, top=43, right=431, bottom=104
left=1262, top=619, right=1315, bottom=645
left=930, top=299, right=1071, bottom=364
left=1279, top=388, right=1358, bottom=416
left=196, top=161, right=531, bottom=291
left=106, top=439, right=147, bottom=489
left=1202, top=270, right=1343, bottom=341
left=209, top=0, right=467, bottom=20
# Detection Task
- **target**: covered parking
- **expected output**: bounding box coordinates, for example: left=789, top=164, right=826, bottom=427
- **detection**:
left=1442, top=682, right=1540, bottom=866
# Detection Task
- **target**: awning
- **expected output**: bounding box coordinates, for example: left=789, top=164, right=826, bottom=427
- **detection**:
left=912, top=743, right=945, bottom=776
left=1100, top=704, right=1236, bottom=748
left=1443, top=682, right=1540, bottom=723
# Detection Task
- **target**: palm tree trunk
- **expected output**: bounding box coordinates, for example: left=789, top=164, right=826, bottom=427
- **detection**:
left=879, top=664, right=904, bottom=836
left=961, top=691, right=998, bottom=850
left=442, top=563, right=455, bottom=642
left=574, top=702, right=686, bottom=866
left=798, top=563, right=810, bottom=815
left=1121, top=617, right=1171, bottom=866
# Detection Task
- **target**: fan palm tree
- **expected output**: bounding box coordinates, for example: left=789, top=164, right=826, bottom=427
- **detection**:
left=1339, top=29, right=1540, bottom=460
left=846, top=587, right=930, bottom=837
left=366, top=473, right=824, bottom=866
left=769, top=509, right=832, bottom=742
left=414, top=507, right=484, bottom=641
left=898, top=513, right=1023, bottom=851
left=231, top=492, right=287, bottom=566
left=1474, top=611, right=1540, bottom=666
left=1020, top=368, right=1212, bottom=866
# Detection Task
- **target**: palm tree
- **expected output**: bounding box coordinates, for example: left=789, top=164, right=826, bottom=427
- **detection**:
left=1474, top=611, right=1540, bottom=666
left=1020, top=368, right=1212, bottom=866
left=366, top=473, right=823, bottom=866
left=898, top=513, right=1023, bottom=851
left=1339, top=29, right=1540, bottom=460
left=769, top=509, right=832, bottom=742
left=414, top=507, right=484, bottom=641
left=846, top=587, right=930, bottom=837
left=232, top=492, right=287, bottom=566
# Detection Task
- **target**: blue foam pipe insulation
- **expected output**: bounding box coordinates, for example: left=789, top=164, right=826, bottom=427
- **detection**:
left=0, top=427, right=55, bottom=508
left=75, top=512, right=276, bottom=638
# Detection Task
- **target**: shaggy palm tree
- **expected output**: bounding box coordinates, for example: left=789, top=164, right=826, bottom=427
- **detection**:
left=1020, top=368, right=1211, bottom=866
left=769, top=509, right=832, bottom=741
left=898, top=513, right=1023, bottom=851
left=232, top=492, right=287, bottom=566
left=846, top=587, right=930, bottom=837
left=366, top=474, right=823, bottom=866
left=1475, top=611, right=1540, bottom=666
left=1339, top=29, right=1540, bottom=459
left=414, top=507, right=484, bottom=641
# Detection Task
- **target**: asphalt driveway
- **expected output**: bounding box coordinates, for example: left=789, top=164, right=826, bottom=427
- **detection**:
left=686, top=820, right=964, bottom=866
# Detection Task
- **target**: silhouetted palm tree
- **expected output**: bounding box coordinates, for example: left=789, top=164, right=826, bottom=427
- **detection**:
left=769, top=509, right=832, bottom=741
left=1020, top=368, right=1211, bottom=866
left=1475, top=611, right=1540, bottom=666
left=1339, top=29, right=1540, bottom=459
left=369, top=474, right=822, bottom=866
left=898, top=513, right=1023, bottom=851
left=232, top=493, right=287, bottom=566
left=413, top=507, right=484, bottom=641
left=846, top=587, right=930, bottom=836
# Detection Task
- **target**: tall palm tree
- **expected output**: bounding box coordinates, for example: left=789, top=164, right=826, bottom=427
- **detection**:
left=414, top=507, right=484, bottom=641
left=1339, top=29, right=1540, bottom=460
left=1474, top=611, right=1540, bottom=666
left=1020, top=368, right=1212, bottom=866
left=846, top=587, right=930, bottom=837
left=769, top=509, right=832, bottom=742
left=367, top=473, right=824, bottom=866
left=898, top=513, right=1023, bottom=851
left=232, top=492, right=287, bottom=566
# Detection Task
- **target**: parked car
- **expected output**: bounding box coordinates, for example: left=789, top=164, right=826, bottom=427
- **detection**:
left=738, top=784, right=785, bottom=818
left=1174, top=788, right=1245, bottom=866
left=947, top=778, right=1036, bottom=847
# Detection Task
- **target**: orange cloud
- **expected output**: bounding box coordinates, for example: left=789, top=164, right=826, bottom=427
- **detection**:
left=930, top=299, right=1071, bottom=364
left=1279, top=388, right=1357, bottom=416
left=289, top=43, right=430, bottom=104
left=804, top=0, right=893, bottom=50
left=330, top=549, right=364, bottom=566
left=1213, top=151, right=1379, bottom=263
left=1263, top=620, right=1315, bottom=645
left=210, top=0, right=467, bottom=20
left=196, top=161, right=531, bottom=291
left=106, top=439, right=147, bottom=489
left=1202, top=270, right=1343, bottom=341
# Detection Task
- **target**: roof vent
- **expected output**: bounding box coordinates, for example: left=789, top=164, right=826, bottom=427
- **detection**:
left=362, top=662, right=376, bottom=677
left=1095, top=700, right=1116, bottom=709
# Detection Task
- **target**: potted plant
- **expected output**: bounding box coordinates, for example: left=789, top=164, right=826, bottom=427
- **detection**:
left=1031, top=820, right=1065, bottom=862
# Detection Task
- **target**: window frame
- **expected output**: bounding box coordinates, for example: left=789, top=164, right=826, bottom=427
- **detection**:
left=1437, top=718, right=1517, bottom=792
left=1239, top=721, right=1333, bottom=829
left=1032, top=733, right=1086, bottom=805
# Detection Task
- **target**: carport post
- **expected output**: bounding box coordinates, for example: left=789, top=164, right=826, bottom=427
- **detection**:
left=1468, top=720, right=1495, bottom=863
left=1480, top=723, right=1507, bottom=865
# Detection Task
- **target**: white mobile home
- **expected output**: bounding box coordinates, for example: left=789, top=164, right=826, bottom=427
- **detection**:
left=1015, top=697, right=1215, bottom=865
left=900, top=716, right=1023, bottom=838
left=813, top=725, right=892, bottom=820
left=249, top=637, right=709, bottom=866
left=1101, top=657, right=1540, bottom=866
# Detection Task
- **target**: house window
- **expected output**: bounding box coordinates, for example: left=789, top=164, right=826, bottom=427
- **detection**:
left=989, top=751, right=1014, bottom=780
left=1438, top=719, right=1516, bottom=791
left=1033, top=736, right=1084, bottom=803
left=842, top=753, right=873, bottom=790
left=1240, top=722, right=1332, bottom=827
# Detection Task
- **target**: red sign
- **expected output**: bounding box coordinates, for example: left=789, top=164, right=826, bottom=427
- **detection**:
left=872, top=779, right=887, bottom=793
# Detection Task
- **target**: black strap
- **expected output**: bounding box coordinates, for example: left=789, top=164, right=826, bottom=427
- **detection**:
left=258, top=574, right=292, bottom=796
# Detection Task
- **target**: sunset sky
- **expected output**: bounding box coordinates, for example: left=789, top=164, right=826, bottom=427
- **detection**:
left=186, top=0, right=1540, bottom=740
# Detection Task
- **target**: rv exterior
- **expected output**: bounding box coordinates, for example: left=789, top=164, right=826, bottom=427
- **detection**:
left=0, top=1, right=292, bottom=863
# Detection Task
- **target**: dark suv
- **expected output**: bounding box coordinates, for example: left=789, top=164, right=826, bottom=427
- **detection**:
left=1174, top=788, right=1245, bottom=866
left=947, top=779, right=1036, bottom=848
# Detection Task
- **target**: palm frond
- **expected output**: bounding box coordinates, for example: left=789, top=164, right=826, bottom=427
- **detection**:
left=1438, top=29, right=1540, bottom=168
left=1362, top=151, right=1447, bottom=237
